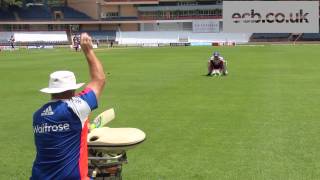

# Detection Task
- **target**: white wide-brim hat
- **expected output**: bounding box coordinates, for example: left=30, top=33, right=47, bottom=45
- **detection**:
left=40, top=71, right=84, bottom=94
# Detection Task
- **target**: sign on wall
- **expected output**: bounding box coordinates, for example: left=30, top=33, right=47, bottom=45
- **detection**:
left=223, top=1, right=319, bottom=33
left=193, top=20, right=220, bottom=33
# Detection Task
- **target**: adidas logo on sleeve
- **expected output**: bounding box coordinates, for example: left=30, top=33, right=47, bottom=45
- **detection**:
left=41, top=106, right=54, bottom=116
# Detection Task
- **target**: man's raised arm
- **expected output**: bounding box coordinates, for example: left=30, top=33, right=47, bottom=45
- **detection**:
left=80, top=33, right=106, bottom=98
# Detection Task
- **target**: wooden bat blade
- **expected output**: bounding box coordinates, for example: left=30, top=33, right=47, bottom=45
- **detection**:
left=91, top=108, right=115, bottom=129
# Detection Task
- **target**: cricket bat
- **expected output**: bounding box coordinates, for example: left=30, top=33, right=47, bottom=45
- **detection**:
left=90, top=108, right=115, bottom=130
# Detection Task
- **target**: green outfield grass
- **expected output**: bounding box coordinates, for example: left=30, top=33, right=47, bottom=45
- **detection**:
left=1, top=45, right=320, bottom=180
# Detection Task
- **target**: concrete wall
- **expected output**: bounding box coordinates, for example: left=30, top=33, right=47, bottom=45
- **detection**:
left=101, top=5, right=119, bottom=13
left=0, top=25, right=6, bottom=31
left=29, top=25, right=49, bottom=31
left=120, top=5, right=138, bottom=16
left=120, top=23, right=139, bottom=31
left=80, top=24, right=100, bottom=31
left=101, top=24, right=119, bottom=31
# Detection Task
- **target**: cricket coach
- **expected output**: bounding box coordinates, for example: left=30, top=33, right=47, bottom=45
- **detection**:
left=31, top=33, right=106, bottom=180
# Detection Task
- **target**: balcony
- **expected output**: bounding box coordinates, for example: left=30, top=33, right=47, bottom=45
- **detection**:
left=138, top=7, right=222, bottom=21
left=101, top=16, right=139, bottom=21
left=139, top=15, right=221, bottom=21
left=138, top=5, right=222, bottom=12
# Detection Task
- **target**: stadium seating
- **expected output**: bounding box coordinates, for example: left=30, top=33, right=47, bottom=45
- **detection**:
left=116, top=31, right=251, bottom=44
left=0, top=6, right=91, bottom=21
left=0, top=9, right=15, bottom=20
left=300, top=33, right=320, bottom=41
left=17, top=6, right=52, bottom=20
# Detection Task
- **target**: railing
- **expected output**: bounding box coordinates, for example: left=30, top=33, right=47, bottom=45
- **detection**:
left=137, top=4, right=222, bottom=11
left=139, top=15, right=221, bottom=20
left=100, top=16, right=138, bottom=21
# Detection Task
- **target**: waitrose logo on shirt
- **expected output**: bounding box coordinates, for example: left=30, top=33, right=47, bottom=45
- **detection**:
left=34, top=123, right=70, bottom=134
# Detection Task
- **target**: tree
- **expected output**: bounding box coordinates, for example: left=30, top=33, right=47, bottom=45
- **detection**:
left=0, top=0, right=66, bottom=9
left=1, top=0, right=23, bottom=8
left=0, top=0, right=23, bottom=10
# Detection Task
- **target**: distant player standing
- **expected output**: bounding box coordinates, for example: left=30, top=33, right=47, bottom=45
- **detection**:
left=73, top=34, right=81, bottom=52
left=31, top=33, right=106, bottom=180
left=207, top=51, right=228, bottom=76
left=9, top=35, right=15, bottom=49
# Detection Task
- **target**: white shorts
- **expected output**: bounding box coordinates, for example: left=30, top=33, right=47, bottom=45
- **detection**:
left=211, top=69, right=221, bottom=75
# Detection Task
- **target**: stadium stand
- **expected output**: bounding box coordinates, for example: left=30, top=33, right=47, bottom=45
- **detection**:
left=3, top=0, right=317, bottom=46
